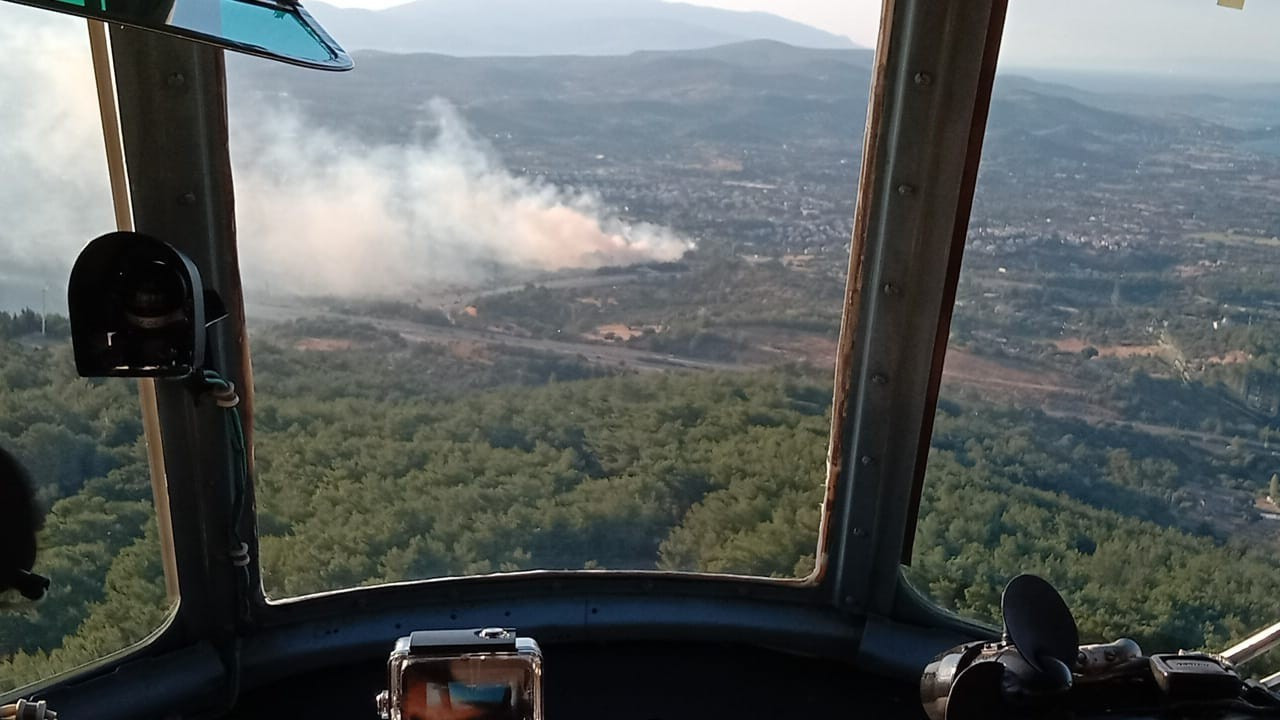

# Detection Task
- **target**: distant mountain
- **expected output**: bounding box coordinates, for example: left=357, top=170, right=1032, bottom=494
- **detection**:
left=307, top=0, right=859, bottom=56
left=996, top=74, right=1280, bottom=131
left=229, top=39, right=1277, bottom=177
left=229, top=40, right=875, bottom=160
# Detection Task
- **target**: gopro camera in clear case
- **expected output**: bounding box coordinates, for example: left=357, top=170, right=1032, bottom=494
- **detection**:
left=377, top=628, right=542, bottom=720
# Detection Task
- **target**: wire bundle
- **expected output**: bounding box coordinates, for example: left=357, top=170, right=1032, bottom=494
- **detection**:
left=197, top=370, right=253, bottom=606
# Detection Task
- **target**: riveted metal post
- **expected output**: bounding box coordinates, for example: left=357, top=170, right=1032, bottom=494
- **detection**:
left=109, top=23, right=256, bottom=684
left=823, top=0, right=1009, bottom=616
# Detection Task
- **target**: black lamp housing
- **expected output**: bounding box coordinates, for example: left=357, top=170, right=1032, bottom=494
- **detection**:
left=69, top=231, right=207, bottom=378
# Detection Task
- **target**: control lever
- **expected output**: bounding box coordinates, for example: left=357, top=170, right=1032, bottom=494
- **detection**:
left=1002, top=574, right=1079, bottom=690
left=0, top=699, right=58, bottom=720
left=1075, top=638, right=1144, bottom=682
left=1221, top=620, right=1280, bottom=667
left=921, top=574, right=1280, bottom=719
left=921, top=575, right=1080, bottom=720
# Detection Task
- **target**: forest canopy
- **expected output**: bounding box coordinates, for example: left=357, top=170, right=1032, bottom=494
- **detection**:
left=5, top=308, right=1280, bottom=692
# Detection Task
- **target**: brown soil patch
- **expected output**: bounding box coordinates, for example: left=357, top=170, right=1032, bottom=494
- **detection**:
left=294, top=337, right=354, bottom=352
left=448, top=340, right=492, bottom=364
left=584, top=323, right=662, bottom=342
left=594, top=323, right=642, bottom=341
left=1054, top=337, right=1090, bottom=353
left=943, top=349, right=1086, bottom=398
left=782, top=255, right=817, bottom=271
left=704, top=156, right=744, bottom=173
left=941, top=350, right=1137, bottom=423
left=1106, top=345, right=1163, bottom=358
left=1053, top=337, right=1163, bottom=358
left=1207, top=350, right=1250, bottom=365
left=760, top=332, right=839, bottom=367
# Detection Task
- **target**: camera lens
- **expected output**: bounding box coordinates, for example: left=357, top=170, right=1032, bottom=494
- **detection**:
left=120, top=260, right=187, bottom=330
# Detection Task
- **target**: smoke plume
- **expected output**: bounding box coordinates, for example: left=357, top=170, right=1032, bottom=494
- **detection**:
left=0, top=8, right=692, bottom=308
left=0, top=10, right=116, bottom=311
left=230, top=99, right=692, bottom=295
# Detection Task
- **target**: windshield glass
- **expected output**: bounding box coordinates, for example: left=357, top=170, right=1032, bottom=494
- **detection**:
left=230, top=1, right=883, bottom=597
left=909, top=0, right=1280, bottom=662
left=0, top=7, right=174, bottom=694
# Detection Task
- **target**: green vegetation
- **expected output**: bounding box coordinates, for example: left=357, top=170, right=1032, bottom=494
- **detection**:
left=250, top=321, right=829, bottom=592
left=463, top=257, right=844, bottom=363
left=0, top=315, right=829, bottom=691
left=910, top=401, right=1280, bottom=651
left=0, top=313, right=168, bottom=692
left=8, top=299, right=1280, bottom=693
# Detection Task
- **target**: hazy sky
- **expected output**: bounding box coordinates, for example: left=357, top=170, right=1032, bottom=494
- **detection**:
left=319, top=0, right=1280, bottom=79
left=1000, top=0, right=1280, bottom=78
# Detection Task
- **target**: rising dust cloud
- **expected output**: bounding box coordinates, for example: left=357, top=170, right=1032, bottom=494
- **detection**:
left=0, top=8, right=692, bottom=308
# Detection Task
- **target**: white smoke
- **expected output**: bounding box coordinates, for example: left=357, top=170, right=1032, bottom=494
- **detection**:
left=0, top=6, right=693, bottom=306
left=0, top=8, right=116, bottom=311
left=229, top=98, right=692, bottom=295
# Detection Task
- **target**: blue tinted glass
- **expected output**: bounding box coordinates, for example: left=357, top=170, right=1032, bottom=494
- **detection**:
left=216, top=0, right=334, bottom=63
left=165, top=0, right=341, bottom=65
left=7, top=0, right=348, bottom=70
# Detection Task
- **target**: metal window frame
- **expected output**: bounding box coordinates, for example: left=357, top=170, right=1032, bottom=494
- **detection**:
left=827, top=0, right=1011, bottom=617
left=17, top=0, right=1009, bottom=713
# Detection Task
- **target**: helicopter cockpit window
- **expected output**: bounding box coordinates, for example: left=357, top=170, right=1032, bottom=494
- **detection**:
left=0, top=5, right=175, bottom=694
left=228, top=1, right=884, bottom=597
left=909, top=0, right=1280, bottom=661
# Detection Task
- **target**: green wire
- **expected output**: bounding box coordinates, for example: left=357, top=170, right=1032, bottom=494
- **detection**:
left=201, top=370, right=252, bottom=580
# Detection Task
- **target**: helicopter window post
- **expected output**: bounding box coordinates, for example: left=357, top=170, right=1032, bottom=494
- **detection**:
left=905, top=0, right=1280, bottom=668
left=87, top=15, right=183, bottom=609
left=822, top=0, right=1009, bottom=617
left=100, top=22, right=260, bottom=700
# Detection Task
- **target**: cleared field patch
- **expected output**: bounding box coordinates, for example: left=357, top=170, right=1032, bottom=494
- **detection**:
left=942, top=349, right=1087, bottom=399
left=294, top=337, right=355, bottom=352
left=1188, top=231, right=1280, bottom=248
left=1053, top=337, right=1165, bottom=359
